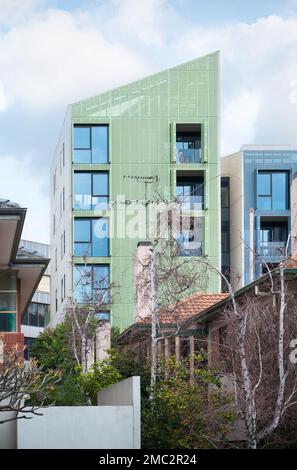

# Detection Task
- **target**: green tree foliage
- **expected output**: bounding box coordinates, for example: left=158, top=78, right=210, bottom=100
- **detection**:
left=77, top=358, right=122, bottom=404
left=142, top=356, right=235, bottom=449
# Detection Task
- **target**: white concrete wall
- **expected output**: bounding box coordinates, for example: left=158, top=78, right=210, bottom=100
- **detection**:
left=1, top=377, right=140, bottom=449
left=221, top=152, right=244, bottom=290
left=50, top=107, right=73, bottom=326
left=17, top=406, right=135, bottom=449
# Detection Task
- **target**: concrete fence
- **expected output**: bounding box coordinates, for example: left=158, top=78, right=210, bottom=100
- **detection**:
left=0, top=376, right=141, bottom=449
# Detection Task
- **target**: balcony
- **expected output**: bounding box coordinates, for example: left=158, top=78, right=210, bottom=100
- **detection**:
left=176, top=148, right=201, bottom=164
left=258, top=241, right=286, bottom=260
left=176, top=123, right=202, bottom=164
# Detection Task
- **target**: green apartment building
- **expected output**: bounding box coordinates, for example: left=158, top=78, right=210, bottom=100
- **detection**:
left=50, top=51, right=221, bottom=332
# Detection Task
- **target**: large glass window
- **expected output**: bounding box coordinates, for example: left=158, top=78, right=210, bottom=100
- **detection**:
left=74, top=172, right=109, bottom=210
left=74, top=218, right=109, bottom=257
left=21, top=302, right=48, bottom=328
left=73, top=125, right=108, bottom=164
left=259, top=221, right=288, bottom=258
left=176, top=175, right=204, bottom=209
left=74, top=265, right=110, bottom=304
left=257, top=171, right=289, bottom=210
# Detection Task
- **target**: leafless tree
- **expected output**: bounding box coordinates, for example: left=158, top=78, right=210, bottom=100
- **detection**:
left=64, top=263, right=115, bottom=373
left=205, top=258, right=297, bottom=448
left=0, top=346, right=59, bottom=425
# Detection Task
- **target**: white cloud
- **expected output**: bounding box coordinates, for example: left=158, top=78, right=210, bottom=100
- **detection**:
left=0, top=0, right=42, bottom=25
left=0, top=8, right=153, bottom=111
left=176, top=14, right=297, bottom=154
left=0, top=155, right=49, bottom=243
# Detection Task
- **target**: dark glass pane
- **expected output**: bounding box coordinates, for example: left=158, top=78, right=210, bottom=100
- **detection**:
left=258, top=173, right=271, bottom=196
left=92, top=219, right=109, bottom=256
left=28, top=303, right=38, bottom=327
left=0, top=292, right=16, bottom=311
left=74, top=219, right=91, bottom=242
left=21, top=308, right=29, bottom=326
left=221, top=185, right=229, bottom=208
left=74, top=173, right=91, bottom=210
left=92, top=126, right=108, bottom=163
left=73, top=149, right=91, bottom=164
left=0, top=313, right=16, bottom=332
left=74, top=127, right=90, bottom=149
left=24, top=337, right=36, bottom=361
left=272, top=173, right=287, bottom=210
left=93, top=173, right=108, bottom=196
left=38, top=304, right=46, bottom=328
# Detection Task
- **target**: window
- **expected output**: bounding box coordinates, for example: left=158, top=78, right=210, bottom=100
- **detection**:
left=55, top=248, right=57, bottom=272
left=74, top=265, right=110, bottom=304
left=73, top=125, right=108, bottom=164
left=176, top=217, right=203, bottom=257
left=74, top=218, right=109, bottom=257
left=259, top=221, right=288, bottom=258
left=221, top=177, right=230, bottom=208
left=0, top=271, right=17, bottom=332
left=62, top=187, right=65, bottom=211
left=257, top=171, right=289, bottom=210
left=55, top=289, right=58, bottom=312
left=21, top=302, right=48, bottom=328
left=64, top=274, right=66, bottom=300
left=24, top=337, right=36, bottom=361
left=176, top=124, right=202, bottom=164
left=53, top=213, right=56, bottom=236
left=61, top=277, right=64, bottom=303
left=53, top=168, right=57, bottom=195
left=176, top=174, right=204, bottom=209
left=74, top=172, right=109, bottom=210
left=61, top=230, right=66, bottom=259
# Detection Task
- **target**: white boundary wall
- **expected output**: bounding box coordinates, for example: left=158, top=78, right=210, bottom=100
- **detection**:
left=0, top=377, right=140, bottom=449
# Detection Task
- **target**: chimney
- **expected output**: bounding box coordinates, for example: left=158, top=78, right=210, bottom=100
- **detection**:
left=133, top=241, right=153, bottom=322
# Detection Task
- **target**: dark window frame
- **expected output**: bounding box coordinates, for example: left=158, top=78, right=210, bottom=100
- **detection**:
left=73, top=125, right=109, bottom=164
left=73, top=171, right=109, bottom=210
left=257, top=170, right=289, bottom=210
left=74, top=217, right=110, bottom=257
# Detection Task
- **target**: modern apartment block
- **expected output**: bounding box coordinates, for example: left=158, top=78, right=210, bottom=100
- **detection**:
left=222, top=145, right=297, bottom=289
left=50, top=52, right=221, bottom=331
left=0, top=200, right=49, bottom=357
left=19, top=240, right=50, bottom=360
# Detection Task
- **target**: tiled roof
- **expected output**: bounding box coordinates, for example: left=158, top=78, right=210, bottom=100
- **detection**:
left=136, top=292, right=229, bottom=325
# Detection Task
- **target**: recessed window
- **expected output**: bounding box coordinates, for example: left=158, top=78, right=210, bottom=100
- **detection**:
left=176, top=173, right=204, bottom=209
left=74, top=218, right=109, bottom=257
left=73, top=125, right=108, bottom=164
left=24, top=337, right=36, bottom=361
left=176, top=124, right=202, bottom=164
left=176, top=216, right=203, bottom=257
left=74, top=172, right=109, bottom=210
left=257, top=171, right=289, bottom=210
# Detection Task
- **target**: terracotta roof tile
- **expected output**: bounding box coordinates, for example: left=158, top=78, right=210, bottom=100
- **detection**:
left=136, top=292, right=228, bottom=325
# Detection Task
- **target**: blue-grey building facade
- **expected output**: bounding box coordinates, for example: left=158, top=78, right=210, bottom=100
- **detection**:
left=222, top=145, right=297, bottom=289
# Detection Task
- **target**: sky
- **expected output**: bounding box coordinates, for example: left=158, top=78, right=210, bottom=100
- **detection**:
left=0, top=0, right=297, bottom=243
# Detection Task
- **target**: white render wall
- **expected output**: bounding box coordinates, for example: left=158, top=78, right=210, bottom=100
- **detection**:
left=50, top=106, right=73, bottom=326
left=16, top=377, right=140, bottom=449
